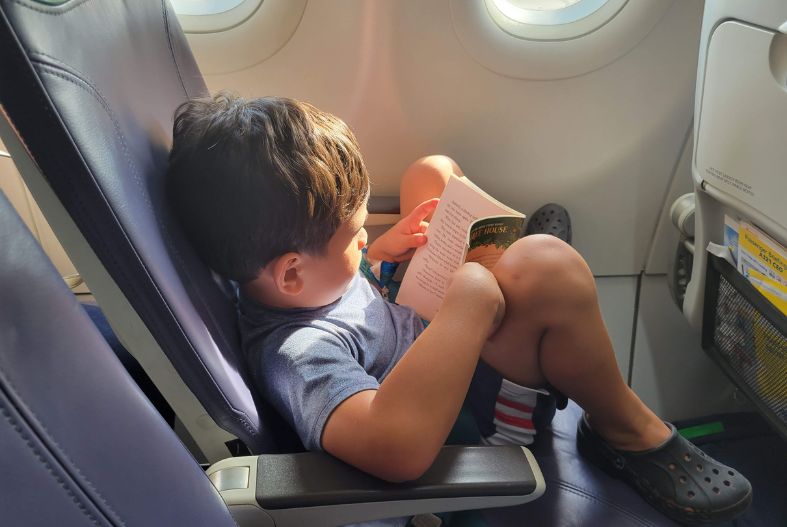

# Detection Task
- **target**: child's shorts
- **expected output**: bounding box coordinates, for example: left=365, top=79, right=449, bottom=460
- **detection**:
left=463, top=359, right=559, bottom=446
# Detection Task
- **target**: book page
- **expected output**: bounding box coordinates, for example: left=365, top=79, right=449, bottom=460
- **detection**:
left=396, top=175, right=523, bottom=320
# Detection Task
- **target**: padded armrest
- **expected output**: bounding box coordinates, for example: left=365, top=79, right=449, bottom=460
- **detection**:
left=207, top=445, right=544, bottom=527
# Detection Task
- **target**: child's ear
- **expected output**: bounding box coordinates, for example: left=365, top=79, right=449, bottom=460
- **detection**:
left=271, top=252, right=304, bottom=296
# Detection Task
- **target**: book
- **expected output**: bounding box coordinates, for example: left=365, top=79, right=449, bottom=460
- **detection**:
left=396, top=175, right=525, bottom=321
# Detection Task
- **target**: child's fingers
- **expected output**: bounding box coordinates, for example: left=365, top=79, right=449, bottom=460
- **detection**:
left=395, top=248, right=417, bottom=262
left=409, top=232, right=427, bottom=247
left=406, top=198, right=439, bottom=231
left=392, top=233, right=427, bottom=261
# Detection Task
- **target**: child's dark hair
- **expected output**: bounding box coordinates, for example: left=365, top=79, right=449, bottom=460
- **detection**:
left=166, top=92, right=369, bottom=283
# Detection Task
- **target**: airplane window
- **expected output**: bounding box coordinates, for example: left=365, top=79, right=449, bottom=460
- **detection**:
left=483, top=0, right=624, bottom=41
left=489, top=0, right=609, bottom=27
left=169, top=0, right=246, bottom=17
left=172, top=0, right=307, bottom=74
left=169, top=0, right=264, bottom=33
left=450, top=0, right=675, bottom=80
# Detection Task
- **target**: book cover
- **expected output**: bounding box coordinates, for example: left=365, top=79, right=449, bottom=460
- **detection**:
left=464, top=216, right=526, bottom=270
left=396, top=175, right=524, bottom=320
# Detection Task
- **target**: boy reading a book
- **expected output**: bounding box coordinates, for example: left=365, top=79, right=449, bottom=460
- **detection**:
left=167, top=93, right=751, bottom=525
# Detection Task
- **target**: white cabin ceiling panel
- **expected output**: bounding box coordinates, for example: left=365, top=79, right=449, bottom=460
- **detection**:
left=189, top=0, right=704, bottom=275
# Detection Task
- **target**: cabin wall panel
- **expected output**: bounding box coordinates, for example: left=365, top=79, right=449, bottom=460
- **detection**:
left=645, top=130, right=694, bottom=275
left=630, top=275, right=750, bottom=420
left=0, top=140, right=88, bottom=294
left=194, top=0, right=704, bottom=276
left=595, top=276, right=637, bottom=379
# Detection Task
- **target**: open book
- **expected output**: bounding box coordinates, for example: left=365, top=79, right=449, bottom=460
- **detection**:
left=396, top=175, right=525, bottom=321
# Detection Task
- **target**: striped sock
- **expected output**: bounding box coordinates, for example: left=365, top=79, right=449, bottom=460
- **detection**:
left=482, top=379, right=548, bottom=446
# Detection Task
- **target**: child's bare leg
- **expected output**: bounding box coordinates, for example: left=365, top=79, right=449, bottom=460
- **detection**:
left=397, top=155, right=750, bottom=521
left=400, top=155, right=463, bottom=219
left=483, top=234, right=671, bottom=451
left=399, top=155, right=668, bottom=449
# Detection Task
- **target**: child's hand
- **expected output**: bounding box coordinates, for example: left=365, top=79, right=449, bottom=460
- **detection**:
left=366, top=198, right=439, bottom=263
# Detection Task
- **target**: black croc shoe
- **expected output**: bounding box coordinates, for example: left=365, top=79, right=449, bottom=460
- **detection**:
left=577, top=413, right=752, bottom=525
left=524, top=203, right=572, bottom=244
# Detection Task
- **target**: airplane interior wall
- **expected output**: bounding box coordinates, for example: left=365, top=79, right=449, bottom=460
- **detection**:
left=193, top=0, right=700, bottom=277
left=184, top=0, right=744, bottom=419
left=0, top=0, right=750, bottom=421
left=0, top=139, right=89, bottom=294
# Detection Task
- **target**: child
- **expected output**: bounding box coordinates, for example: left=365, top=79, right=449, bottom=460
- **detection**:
left=166, top=93, right=752, bottom=525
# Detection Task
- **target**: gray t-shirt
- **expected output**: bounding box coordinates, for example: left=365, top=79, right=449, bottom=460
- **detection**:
left=239, top=272, right=425, bottom=451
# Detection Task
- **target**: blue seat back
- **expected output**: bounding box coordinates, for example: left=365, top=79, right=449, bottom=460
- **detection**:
left=0, top=189, right=239, bottom=526
left=0, top=0, right=288, bottom=452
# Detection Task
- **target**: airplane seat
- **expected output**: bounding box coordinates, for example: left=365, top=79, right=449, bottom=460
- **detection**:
left=0, top=190, right=239, bottom=526
left=0, top=186, right=549, bottom=527
left=0, top=1, right=700, bottom=525
left=679, top=0, right=787, bottom=440
left=80, top=300, right=177, bottom=427
left=0, top=0, right=290, bottom=458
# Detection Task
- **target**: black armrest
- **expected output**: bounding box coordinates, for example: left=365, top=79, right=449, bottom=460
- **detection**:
left=207, top=445, right=544, bottom=527
left=258, top=445, right=538, bottom=509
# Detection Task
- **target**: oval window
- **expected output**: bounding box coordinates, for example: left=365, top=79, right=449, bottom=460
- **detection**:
left=489, top=0, right=610, bottom=28
left=484, top=0, right=624, bottom=41
left=450, top=0, right=676, bottom=80
left=170, top=0, right=264, bottom=33
left=169, top=0, right=247, bottom=17
left=172, top=0, right=307, bottom=74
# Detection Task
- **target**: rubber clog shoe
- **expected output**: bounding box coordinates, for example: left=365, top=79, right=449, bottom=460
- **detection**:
left=577, top=413, right=753, bottom=525
left=524, top=203, right=572, bottom=244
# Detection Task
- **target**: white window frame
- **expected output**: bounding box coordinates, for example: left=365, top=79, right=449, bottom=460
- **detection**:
left=484, top=0, right=626, bottom=42
left=169, top=0, right=246, bottom=17
left=170, top=0, right=263, bottom=33
left=450, top=0, right=679, bottom=80
left=171, top=0, right=307, bottom=74
left=489, top=0, right=611, bottom=28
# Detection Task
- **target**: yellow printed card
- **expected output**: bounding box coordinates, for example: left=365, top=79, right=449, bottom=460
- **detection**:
left=739, top=222, right=786, bottom=285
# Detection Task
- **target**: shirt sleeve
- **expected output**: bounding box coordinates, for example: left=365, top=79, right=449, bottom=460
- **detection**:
left=258, top=326, right=381, bottom=451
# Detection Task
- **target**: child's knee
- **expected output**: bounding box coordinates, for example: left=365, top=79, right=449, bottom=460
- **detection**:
left=494, top=234, right=596, bottom=311
left=400, top=155, right=463, bottom=215
left=407, top=154, right=461, bottom=179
